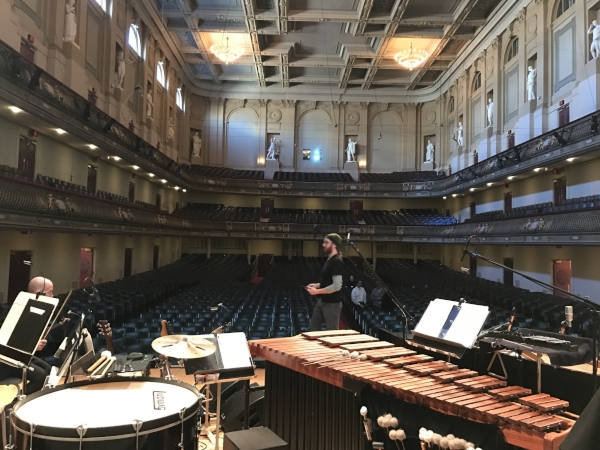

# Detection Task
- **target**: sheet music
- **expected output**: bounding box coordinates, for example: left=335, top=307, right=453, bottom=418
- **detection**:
left=444, top=303, right=489, bottom=348
left=217, top=332, right=253, bottom=370
left=413, top=299, right=457, bottom=336
left=413, top=298, right=489, bottom=349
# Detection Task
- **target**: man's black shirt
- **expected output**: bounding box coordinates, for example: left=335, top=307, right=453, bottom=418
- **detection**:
left=319, top=254, right=344, bottom=303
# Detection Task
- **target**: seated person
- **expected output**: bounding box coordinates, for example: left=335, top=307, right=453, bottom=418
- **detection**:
left=0, top=277, right=53, bottom=394
left=351, top=280, right=367, bottom=308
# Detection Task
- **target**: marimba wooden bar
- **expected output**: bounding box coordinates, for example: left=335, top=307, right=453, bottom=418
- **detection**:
left=250, top=333, right=575, bottom=450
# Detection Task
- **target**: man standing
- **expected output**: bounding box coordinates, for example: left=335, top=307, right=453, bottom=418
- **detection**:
left=370, top=282, right=386, bottom=308
left=0, top=277, right=52, bottom=394
left=306, top=234, right=345, bottom=331
left=351, top=280, right=367, bottom=308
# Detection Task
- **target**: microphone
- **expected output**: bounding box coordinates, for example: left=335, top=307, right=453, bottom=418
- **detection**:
left=346, top=231, right=351, bottom=251
left=507, top=307, right=516, bottom=332
left=565, top=305, right=573, bottom=329
left=460, top=235, right=473, bottom=262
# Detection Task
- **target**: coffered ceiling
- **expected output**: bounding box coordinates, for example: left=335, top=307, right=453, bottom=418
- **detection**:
left=153, top=0, right=503, bottom=93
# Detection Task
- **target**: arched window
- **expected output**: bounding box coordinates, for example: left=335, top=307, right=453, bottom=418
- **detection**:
left=176, top=88, right=184, bottom=110
left=506, top=38, right=519, bottom=63
left=93, top=0, right=106, bottom=11
left=472, top=72, right=482, bottom=92
left=128, top=25, right=141, bottom=57
left=556, top=0, right=575, bottom=19
left=157, top=61, right=165, bottom=87
left=449, top=96, right=455, bottom=113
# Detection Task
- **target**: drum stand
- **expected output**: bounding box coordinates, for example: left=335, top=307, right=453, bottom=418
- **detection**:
left=159, top=355, right=174, bottom=380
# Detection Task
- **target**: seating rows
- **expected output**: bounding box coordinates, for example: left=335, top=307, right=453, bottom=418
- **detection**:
left=360, top=171, right=443, bottom=183
left=37, top=174, right=87, bottom=193
left=174, top=203, right=261, bottom=221
left=363, top=209, right=457, bottom=226
left=273, top=172, right=354, bottom=182
left=189, top=165, right=264, bottom=180
left=0, top=164, right=28, bottom=180
left=270, top=208, right=357, bottom=225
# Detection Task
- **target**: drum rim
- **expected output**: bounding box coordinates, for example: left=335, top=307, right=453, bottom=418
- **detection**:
left=12, top=376, right=200, bottom=440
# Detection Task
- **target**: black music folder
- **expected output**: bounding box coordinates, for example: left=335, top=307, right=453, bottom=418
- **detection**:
left=0, top=292, right=58, bottom=365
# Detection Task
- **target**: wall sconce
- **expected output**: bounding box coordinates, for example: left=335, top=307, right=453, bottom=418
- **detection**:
left=313, top=149, right=321, bottom=161
left=359, top=160, right=367, bottom=168
left=257, top=157, right=265, bottom=165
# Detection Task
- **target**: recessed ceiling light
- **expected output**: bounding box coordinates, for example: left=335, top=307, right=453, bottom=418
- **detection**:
left=174, top=186, right=180, bottom=190
left=8, top=106, right=22, bottom=113
left=487, top=183, right=493, bottom=186
left=507, top=176, right=514, bottom=180
left=112, top=156, right=121, bottom=161
left=469, top=188, right=475, bottom=192
left=148, top=174, right=155, bottom=178
left=132, top=165, right=139, bottom=170
left=452, top=194, right=457, bottom=198
left=534, top=168, right=542, bottom=172
left=161, top=179, right=167, bottom=183
left=567, top=157, right=575, bottom=162
left=443, top=196, right=447, bottom=199
left=88, top=144, right=97, bottom=149
left=182, top=189, right=187, bottom=193
left=55, top=128, right=66, bottom=134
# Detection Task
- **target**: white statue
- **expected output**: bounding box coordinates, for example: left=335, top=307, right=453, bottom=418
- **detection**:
left=111, top=50, right=134, bottom=90
left=167, top=118, right=174, bottom=141
left=589, top=20, right=600, bottom=59
left=527, top=66, right=537, bottom=101
left=146, top=89, right=153, bottom=118
left=345, top=138, right=357, bottom=162
left=266, top=138, right=276, bottom=160
left=456, top=122, right=464, bottom=147
left=425, top=140, right=434, bottom=162
left=63, top=0, right=77, bottom=43
left=487, top=98, right=494, bottom=127
left=192, top=132, right=201, bottom=157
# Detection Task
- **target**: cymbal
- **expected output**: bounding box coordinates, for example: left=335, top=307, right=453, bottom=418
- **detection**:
left=152, top=335, right=216, bottom=359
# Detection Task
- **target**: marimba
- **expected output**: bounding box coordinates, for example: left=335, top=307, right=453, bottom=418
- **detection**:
left=250, top=332, right=575, bottom=450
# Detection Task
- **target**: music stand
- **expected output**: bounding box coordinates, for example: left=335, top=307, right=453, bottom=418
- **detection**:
left=0, top=292, right=58, bottom=395
left=408, top=298, right=489, bottom=359
left=184, top=332, right=256, bottom=450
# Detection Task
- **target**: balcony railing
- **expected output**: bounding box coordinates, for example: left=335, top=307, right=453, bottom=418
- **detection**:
left=0, top=38, right=599, bottom=197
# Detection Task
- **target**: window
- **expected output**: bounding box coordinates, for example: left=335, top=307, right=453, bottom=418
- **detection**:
left=449, top=96, right=455, bottom=113
left=507, top=38, right=519, bottom=62
left=556, top=0, right=574, bottom=19
left=156, top=61, right=165, bottom=87
left=93, top=0, right=106, bottom=11
left=176, top=87, right=184, bottom=110
left=128, top=24, right=141, bottom=57
left=472, top=72, right=482, bottom=91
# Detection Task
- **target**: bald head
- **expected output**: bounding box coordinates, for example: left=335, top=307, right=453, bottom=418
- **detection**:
left=27, top=277, right=54, bottom=298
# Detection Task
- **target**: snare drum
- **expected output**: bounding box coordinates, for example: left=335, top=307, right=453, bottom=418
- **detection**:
left=10, top=377, right=200, bottom=450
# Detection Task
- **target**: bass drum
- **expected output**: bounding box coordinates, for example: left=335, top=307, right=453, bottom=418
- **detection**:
left=11, top=377, right=200, bottom=450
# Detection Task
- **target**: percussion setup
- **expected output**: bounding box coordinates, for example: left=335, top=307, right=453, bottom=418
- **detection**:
left=0, top=294, right=255, bottom=450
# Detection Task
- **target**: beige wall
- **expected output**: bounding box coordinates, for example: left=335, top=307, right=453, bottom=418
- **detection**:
left=442, top=244, right=600, bottom=302
left=0, top=231, right=181, bottom=302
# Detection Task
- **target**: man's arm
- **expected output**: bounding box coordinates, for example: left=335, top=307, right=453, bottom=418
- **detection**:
left=306, top=259, right=344, bottom=296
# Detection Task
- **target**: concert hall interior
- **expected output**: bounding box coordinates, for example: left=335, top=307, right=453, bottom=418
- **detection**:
left=2, top=0, right=600, bottom=449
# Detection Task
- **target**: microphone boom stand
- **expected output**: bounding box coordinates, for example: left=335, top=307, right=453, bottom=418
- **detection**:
left=347, top=240, right=414, bottom=340
left=463, top=238, right=600, bottom=394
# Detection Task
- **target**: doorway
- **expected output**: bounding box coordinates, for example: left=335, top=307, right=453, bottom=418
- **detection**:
left=469, top=253, right=477, bottom=278
left=469, top=202, right=476, bottom=220
left=124, top=248, right=133, bottom=278
left=558, top=105, right=570, bottom=127
left=554, top=178, right=567, bottom=206
left=18, top=136, right=36, bottom=180
left=504, top=192, right=513, bottom=212
left=503, top=258, right=514, bottom=286
left=79, top=248, right=94, bottom=288
left=87, top=165, right=97, bottom=194
left=153, top=245, right=159, bottom=270
left=350, top=200, right=364, bottom=222
left=553, top=260, right=571, bottom=298
left=8, top=251, right=32, bottom=303
left=128, top=182, right=135, bottom=203
left=260, top=198, right=274, bottom=222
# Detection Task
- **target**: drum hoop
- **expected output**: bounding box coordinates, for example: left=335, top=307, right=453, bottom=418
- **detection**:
left=12, top=410, right=198, bottom=442
left=12, top=376, right=200, bottom=439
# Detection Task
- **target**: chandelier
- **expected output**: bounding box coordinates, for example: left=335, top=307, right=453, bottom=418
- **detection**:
left=210, top=36, right=243, bottom=64
left=394, top=43, right=429, bottom=71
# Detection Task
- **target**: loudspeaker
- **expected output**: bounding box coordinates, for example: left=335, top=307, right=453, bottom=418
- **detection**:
left=223, top=427, right=288, bottom=450
left=208, top=380, right=246, bottom=411
left=220, top=386, right=265, bottom=432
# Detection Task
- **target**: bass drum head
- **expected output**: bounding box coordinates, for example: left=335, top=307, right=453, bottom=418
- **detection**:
left=12, top=377, right=199, bottom=450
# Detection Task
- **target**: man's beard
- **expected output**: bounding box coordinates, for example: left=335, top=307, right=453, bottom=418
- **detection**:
left=324, top=245, right=334, bottom=256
